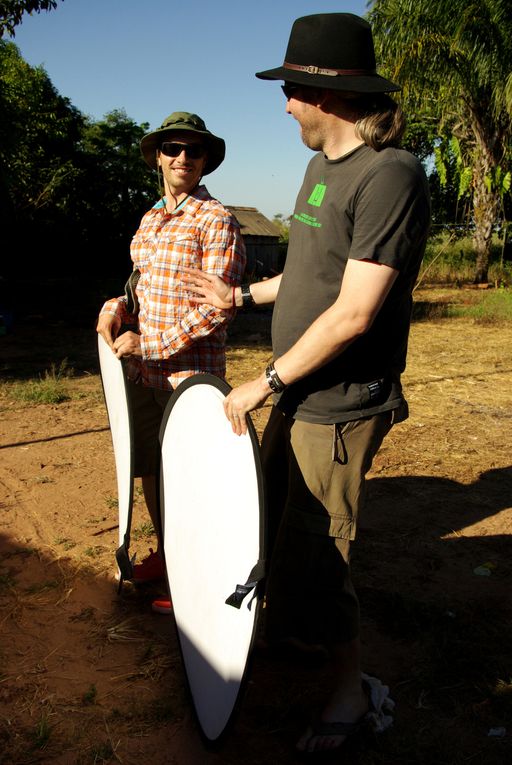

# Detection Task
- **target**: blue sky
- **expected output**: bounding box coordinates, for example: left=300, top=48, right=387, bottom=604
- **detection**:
left=10, top=0, right=369, bottom=220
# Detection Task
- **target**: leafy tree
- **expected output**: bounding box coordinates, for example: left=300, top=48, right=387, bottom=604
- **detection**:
left=0, top=42, right=155, bottom=278
left=75, top=109, right=156, bottom=274
left=0, top=41, right=82, bottom=201
left=0, top=40, right=83, bottom=273
left=369, top=0, right=512, bottom=282
left=433, top=136, right=473, bottom=224
left=272, top=213, right=291, bottom=243
left=0, top=0, right=63, bottom=38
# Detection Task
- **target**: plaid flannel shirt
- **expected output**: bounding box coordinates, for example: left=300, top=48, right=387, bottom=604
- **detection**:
left=100, top=186, right=246, bottom=390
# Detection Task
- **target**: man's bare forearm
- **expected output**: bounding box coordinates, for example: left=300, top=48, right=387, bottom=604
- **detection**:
left=235, top=274, right=282, bottom=306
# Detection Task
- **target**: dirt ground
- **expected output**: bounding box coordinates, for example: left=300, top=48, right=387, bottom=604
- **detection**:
left=0, top=287, right=511, bottom=764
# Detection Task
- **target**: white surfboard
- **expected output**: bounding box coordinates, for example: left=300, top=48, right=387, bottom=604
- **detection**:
left=159, top=374, right=265, bottom=744
left=97, top=334, right=135, bottom=583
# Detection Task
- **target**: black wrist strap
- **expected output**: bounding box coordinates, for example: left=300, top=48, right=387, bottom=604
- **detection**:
left=241, top=283, right=255, bottom=308
left=265, top=361, right=287, bottom=393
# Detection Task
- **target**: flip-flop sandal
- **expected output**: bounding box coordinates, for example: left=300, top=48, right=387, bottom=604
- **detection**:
left=298, top=679, right=375, bottom=757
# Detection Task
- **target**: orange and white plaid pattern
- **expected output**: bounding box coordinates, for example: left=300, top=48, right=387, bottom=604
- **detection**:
left=101, top=186, right=245, bottom=389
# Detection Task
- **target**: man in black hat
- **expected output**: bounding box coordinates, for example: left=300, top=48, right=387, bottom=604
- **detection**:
left=185, top=13, right=430, bottom=754
left=97, top=113, right=245, bottom=608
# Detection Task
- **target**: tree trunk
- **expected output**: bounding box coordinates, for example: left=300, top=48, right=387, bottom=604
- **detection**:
left=471, top=133, right=500, bottom=284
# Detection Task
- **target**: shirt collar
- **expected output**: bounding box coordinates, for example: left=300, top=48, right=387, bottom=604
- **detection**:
left=152, top=184, right=209, bottom=215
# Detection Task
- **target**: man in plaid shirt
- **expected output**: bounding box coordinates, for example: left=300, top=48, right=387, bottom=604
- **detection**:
left=97, top=113, right=245, bottom=607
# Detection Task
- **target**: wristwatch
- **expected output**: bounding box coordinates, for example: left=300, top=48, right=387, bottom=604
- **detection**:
left=240, top=283, right=255, bottom=308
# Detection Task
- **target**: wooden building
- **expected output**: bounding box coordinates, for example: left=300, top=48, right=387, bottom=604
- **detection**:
left=227, top=206, right=283, bottom=277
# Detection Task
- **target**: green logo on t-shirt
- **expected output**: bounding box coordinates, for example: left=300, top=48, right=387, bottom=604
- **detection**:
left=307, top=183, right=327, bottom=207
left=294, top=212, right=322, bottom=227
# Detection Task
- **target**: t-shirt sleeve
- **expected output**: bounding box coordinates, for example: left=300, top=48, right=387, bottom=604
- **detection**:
left=349, top=158, right=430, bottom=271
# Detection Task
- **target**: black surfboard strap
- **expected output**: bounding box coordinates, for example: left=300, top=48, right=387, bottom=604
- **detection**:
left=225, top=559, right=266, bottom=609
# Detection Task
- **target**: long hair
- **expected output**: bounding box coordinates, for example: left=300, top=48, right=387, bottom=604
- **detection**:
left=354, top=94, right=405, bottom=150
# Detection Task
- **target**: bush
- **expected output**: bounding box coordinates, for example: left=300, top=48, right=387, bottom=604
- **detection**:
left=418, top=233, right=512, bottom=286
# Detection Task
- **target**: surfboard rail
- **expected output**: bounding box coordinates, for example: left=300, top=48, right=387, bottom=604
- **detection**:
left=97, top=334, right=135, bottom=586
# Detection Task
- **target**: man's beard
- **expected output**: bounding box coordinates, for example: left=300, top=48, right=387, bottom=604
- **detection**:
left=300, top=127, right=323, bottom=152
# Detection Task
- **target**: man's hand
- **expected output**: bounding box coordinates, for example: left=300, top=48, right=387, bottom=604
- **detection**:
left=112, top=331, right=142, bottom=359
left=97, top=313, right=121, bottom=349
left=181, top=267, right=233, bottom=309
left=223, top=374, right=272, bottom=435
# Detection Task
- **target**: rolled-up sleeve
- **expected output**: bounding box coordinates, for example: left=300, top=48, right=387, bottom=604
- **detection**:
left=99, top=296, right=134, bottom=324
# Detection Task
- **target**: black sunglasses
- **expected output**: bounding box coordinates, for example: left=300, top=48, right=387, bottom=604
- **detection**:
left=281, top=83, right=302, bottom=100
left=160, top=141, right=206, bottom=159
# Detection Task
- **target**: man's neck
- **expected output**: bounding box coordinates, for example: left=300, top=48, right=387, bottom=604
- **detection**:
left=322, top=121, right=364, bottom=160
left=165, top=191, right=190, bottom=213
left=317, top=106, right=365, bottom=160
left=323, top=136, right=365, bottom=160
left=164, top=182, right=199, bottom=213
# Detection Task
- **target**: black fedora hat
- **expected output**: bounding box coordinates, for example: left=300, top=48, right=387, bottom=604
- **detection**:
left=140, top=112, right=225, bottom=174
left=256, top=13, right=399, bottom=94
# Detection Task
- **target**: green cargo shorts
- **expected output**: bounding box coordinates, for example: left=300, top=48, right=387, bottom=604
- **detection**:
left=261, top=406, right=393, bottom=646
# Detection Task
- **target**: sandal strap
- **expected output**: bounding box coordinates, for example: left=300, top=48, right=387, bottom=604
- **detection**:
left=311, top=717, right=365, bottom=737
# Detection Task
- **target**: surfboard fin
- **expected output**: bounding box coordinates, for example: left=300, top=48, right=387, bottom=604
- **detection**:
left=225, top=559, right=265, bottom=610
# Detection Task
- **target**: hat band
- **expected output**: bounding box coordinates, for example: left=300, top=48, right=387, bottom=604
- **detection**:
left=284, top=61, right=377, bottom=77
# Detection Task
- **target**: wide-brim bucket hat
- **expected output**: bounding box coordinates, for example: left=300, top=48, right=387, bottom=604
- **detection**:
left=256, top=13, right=400, bottom=94
left=140, top=112, right=226, bottom=174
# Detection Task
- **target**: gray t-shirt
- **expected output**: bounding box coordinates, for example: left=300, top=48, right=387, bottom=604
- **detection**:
left=272, top=144, right=430, bottom=424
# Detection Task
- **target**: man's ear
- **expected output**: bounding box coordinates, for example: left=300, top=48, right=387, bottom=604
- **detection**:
left=301, top=87, right=325, bottom=108
left=316, top=88, right=331, bottom=108
left=156, top=149, right=161, bottom=166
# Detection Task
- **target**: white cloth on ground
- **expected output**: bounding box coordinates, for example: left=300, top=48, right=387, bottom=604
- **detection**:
left=362, top=673, right=395, bottom=733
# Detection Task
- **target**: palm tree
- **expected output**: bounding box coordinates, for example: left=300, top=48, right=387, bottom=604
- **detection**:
left=369, top=0, right=512, bottom=282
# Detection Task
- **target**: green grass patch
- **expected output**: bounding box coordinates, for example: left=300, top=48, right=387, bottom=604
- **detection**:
left=84, top=546, right=104, bottom=558
left=81, top=684, right=97, bottom=705
left=9, top=360, right=72, bottom=405
left=413, top=285, right=512, bottom=323
left=54, top=537, right=76, bottom=550
left=30, top=712, right=52, bottom=750
left=447, top=287, right=512, bottom=323
left=132, top=521, right=154, bottom=540
left=104, top=495, right=118, bottom=510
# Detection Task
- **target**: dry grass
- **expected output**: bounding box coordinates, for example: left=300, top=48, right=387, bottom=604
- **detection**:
left=0, top=287, right=510, bottom=764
